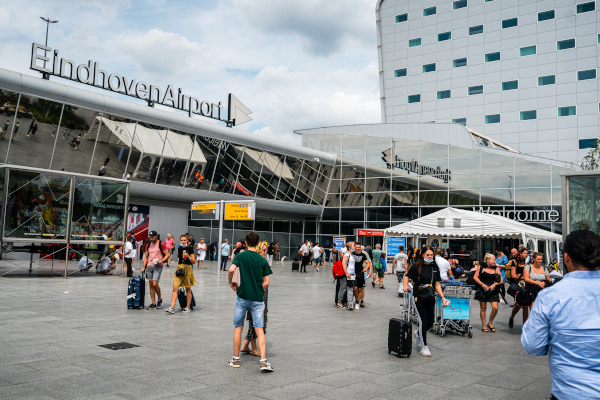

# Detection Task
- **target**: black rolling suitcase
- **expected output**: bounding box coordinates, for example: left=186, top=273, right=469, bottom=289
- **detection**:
left=388, top=318, right=412, bottom=357
left=127, top=275, right=145, bottom=309
left=178, top=288, right=196, bottom=310
left=292, top=261, right=299, bottom=271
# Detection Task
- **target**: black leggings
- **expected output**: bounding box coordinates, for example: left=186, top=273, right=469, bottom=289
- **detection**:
left=415, top=299, right=436, bottom=346
left=301, top=255, right=310, bottom=272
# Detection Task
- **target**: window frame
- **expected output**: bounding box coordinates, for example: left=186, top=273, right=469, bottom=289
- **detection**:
left=453, top=0, right=468, bottom=10
left=394, top=68, right=407, bottom=78
left=437, top=90, right=451, bottom=100
left=453, top=58, right=467, bottom=68
left=538, top=75, right=556, bottom=86
left=408, top=94, right=421, bottom=104
left=468, top=85, right=484, bottom=95
left=469, top=25, right=484, bottom=35
left=485, top=114, right=501, bottom=124
left=577, top=1, right=595, bottom=14
left=502, top=80, right=519, bottom=91
left=485, top=52, right=501, bottom=62
left=409, top=38, right=422, bottom=47
left=423, top=63, right=436, bottom=73
left=558, top=106, right=577, bottom=117
left=423, top=6, right=436, bottom=16
left=538, top=10, right=555, bottom=22
left=557, top=38, right=576, bottom=50
left=438, top=31, right=452, bottom=42
left=520, top=110, right=537, bottom=121
left=396, top=13, right=408, bottom=23
left=520, top=45, right=537, bottom=57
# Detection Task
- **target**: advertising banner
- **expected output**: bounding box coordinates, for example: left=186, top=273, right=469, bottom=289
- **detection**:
left=128, top=204, right=149, bottom=244
left=334, top=237, right=345, bottom=249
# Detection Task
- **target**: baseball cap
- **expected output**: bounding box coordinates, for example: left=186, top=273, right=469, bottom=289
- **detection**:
left=149, top=230, right=158, bottom=236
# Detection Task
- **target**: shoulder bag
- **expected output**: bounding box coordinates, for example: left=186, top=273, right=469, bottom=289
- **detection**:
left=416, top=267, right=436, bottom=303
left=232, top=265, right=241, bottom=287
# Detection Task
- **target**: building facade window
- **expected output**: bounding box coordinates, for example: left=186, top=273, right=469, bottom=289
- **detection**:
left=396, top=14, right=408, bottom=23
left=520, top=45, right=537, bottom=56
left=538, top=10, right=555, bottom=21
left=437, top=90, right=451, bottom=99
left=520, top=110, right=537, bottom=120
left=577, top=2, right=595, bottom=13
left=469, top=25, right=483, bottom=35
left=438, top=32, right=451, bottom=41
left=423, top=63, right=436, bottom=73
left=469, top=85, right=484, bottom=95
left=423, top=7, right=436, bottom=16
left=485, top=52, right=500, bottom=62
left=409, top=38, right=421, bottom=47
left=558, top=106, right=577, bottom=116
left=452, top=118, right=467, bottom=125
left=408, top=94, right=421, bottom=104
left=579, top=138, right=598, bottom=149
left=502, top=18, right=518, bottom=29
left=578, top=69, right=596, bottom=80
left=502, top=80, right=518, bottom=91
left=395, top=68, right=407, bottom=77
left=557, top=39, right=576, bottom=50
left=453, top=0, right=468, bottom=10
left=453, top=58, right=467, bottom=67
left=485, top=114, right=501, bottom=124
left=538, top=75, right=556, bottom=86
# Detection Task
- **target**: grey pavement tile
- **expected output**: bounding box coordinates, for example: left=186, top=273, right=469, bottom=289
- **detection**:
left=321, top=382, right=397, bottom=400
left=507, top=362, right=551, bottom=378
left=252, top=381, right=336, bottom=400
left=310, top=370, right=379, bottom=388
left=381, top=383, right=452, bottom=400
left=474, top=373, right=539, bottom=391
left=428, top=371, right=484, bottom=390
left=372, top=371, right=428, bottom=389
left=441, top=383, right=517, bottom=400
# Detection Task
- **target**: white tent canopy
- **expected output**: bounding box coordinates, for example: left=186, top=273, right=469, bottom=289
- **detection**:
left=385, top=207, right=561, bottom=261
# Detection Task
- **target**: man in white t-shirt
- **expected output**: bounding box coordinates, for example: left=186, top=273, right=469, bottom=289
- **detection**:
left=298, top=240, right=310, bottom=273
left=312, top=243, right=323, bottom=271
left=392, top=246, right=408, bottom=291
left=78, top=256, right=94, bottom=272
left=124, top=236, right=134, bottom=277
left=435, top=247, right=452, bottom=281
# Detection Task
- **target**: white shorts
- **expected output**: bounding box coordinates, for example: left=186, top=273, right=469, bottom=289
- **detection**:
left=198, top=250, right=206, bottom=261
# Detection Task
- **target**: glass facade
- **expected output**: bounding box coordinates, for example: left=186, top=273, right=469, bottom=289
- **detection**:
left=566, top=175, right=600, bottom=234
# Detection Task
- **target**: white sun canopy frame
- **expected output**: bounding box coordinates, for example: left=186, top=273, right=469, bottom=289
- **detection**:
left=385, top=207, right=562, bottom=262
left=88, top=116, right=207, bottom=179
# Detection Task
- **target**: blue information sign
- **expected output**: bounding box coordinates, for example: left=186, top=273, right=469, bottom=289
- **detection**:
left=334, top=237, right=345, bottom=249
left=386, top=237, right=406, bottom=256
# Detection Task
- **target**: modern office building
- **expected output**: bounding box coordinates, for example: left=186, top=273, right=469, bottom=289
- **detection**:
left=375, top=0, right=600, bottom=164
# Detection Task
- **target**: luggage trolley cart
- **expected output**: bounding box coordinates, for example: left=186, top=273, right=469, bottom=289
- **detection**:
left=399, top=287, right=419, bottom=326
left=432, top=283, right=474, bottom=338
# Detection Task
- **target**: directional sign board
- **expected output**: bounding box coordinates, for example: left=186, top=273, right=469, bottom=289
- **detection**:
left=224, top=202, right=255, bottom=220
left=191, top=203, right=220, bottom=220
left=386, top=237, right=406, bottom=257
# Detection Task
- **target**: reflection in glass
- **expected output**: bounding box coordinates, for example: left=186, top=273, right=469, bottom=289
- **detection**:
left=71, top=178, right=127, bottom=241
left=366, top=207, right=390, bottom=221
left=515, top=158, right=551, bottom=171
left=419, top=175, right=448, bottom=191
left=365, top=177, right=390, bottom=192
left=449, top=146, right=479, bottom=158
left=213, top=145, right=245, bottom=194
left=193, top=135, right=226, bottom=191
left=419, top=143, right=448, bottom=160
left=515, top=169, right=550, bottom=188
left=153, top=129, right=201, bottom=188
left=52, top=108, right=101, bottom=174
left=391, top=176, right=418, bottom=191
left=391, top=192, right=418, bottom=206
left=391, top=207, right=418, bottom=221
left=449, top=157, right=480, bottom=174
left=480, top=153, right=514, bottom=172
left=236, top=147, right=264, bottom=197
left=340, top=192, right=364, bottom=207
left=419, top=191, right=448, bottom=206
left=449, top=190, right=479, bottom=206
left=341, top=178, right=365, bottom=193
left=4, top=170, right=71, bottom=239
left=325, top=193, right=341, bottom=207
left=480, top=172, right=515, bottom=190
left=256, top=152, right=287, bottom=199
left=319, top=135, right=342, bottom=153
left=481, top=189, right=515, bottom=205
left=341, top=164, right=365, bottom=179
left=450, top=173, right=480, bottom=190
left=515, top=188, right=551, bottom=206
left=5, top=93, right=64, bottom=170
left=568, top=177, right=600, bottom=233
left=365, top=192, right=390, bottom=207
left=552, top=186, right=561, bottom=205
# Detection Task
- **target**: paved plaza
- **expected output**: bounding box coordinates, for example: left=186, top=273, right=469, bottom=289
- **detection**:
left=0, top=260, right=552, bottom=400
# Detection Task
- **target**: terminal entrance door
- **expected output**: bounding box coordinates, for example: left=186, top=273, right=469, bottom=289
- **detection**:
left=355, top=229, right=384, bottom=249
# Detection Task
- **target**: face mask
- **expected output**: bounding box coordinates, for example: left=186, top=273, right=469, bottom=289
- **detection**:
left=424, top=258, right=434, bottom=264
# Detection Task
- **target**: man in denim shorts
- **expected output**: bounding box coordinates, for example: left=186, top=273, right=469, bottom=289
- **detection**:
left=228, top=231, right=273, bottom=372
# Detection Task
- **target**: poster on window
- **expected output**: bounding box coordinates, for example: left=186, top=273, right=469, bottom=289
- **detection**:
left=127, top=204, right=149, bottom=244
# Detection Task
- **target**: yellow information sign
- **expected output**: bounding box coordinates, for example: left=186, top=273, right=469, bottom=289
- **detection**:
left=224, top=202, right=254, bottom=220
left=192, top=203, right=217, bottom=210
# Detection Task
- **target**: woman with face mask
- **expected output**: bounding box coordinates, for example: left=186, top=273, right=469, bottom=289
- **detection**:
left=509, top=246, right=530, bottom=328
left=403, top=246, right=449, bottom=357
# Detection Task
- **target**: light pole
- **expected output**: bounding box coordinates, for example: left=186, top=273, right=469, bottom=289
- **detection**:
left=40, top=17, right=58, bottom=80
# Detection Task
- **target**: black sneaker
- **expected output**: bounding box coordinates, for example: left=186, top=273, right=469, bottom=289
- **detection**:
left=148, top=304, right=157, bottom=309
left=380, top=285, right=385, bottom=289
left=156, top=300, right=162, bottom=309
left=372, top=282, right=375, bottom=288
left=508, top=318, right=514, bottom=329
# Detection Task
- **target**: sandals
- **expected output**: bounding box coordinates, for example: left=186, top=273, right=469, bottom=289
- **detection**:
left=250, top=349, right=260, bottom=357
left=336, top=303, right=344, bottom=309
left=360, top=301, right=365, bottom=308
left=487, top=324, right=496, bottom=332
left=240, top=347, right=252, bottom=354
left=482, top=327, right=489, bottom=332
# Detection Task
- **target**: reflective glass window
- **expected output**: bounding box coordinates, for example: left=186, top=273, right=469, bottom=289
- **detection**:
left=126, top=121, right=169, bottom=184
left=502, top=80, right=518, bottom=91
left=438, top=32, right=451, bottom=41
left=366, top=207, right=390, bottom=222
left=325, top=193, right=341, bottom=207
left=319, top=135, right=342, bottom=153
left=469, top=25, right=483, bottom=35
left=423, top=6, right=436, bottom=16
left=322, top=208, right=339, bottom=220
left=520, top=110, right=537, bottom=121
left=71, top=178, right=128, bottom=241
left=515, top=188, right=551, bottom=205
left=340, top=192, right=364, bottom=207
left=4, top=170, right=71, bottom=239
left=538, top=75, right=555, bottom=86
left=437, top=90, right=451, bottom=99
left=577, top=2, right=595, bottom=13
left=419, top=191, right=448, bottom=206
left=557, top=39, right=576, bottom=50
left=193, top=136, right=227, bottom=191
left=469, top=85, right=484, bottom=95
left=450, top=173, right=480, bottom=189
left=423, top=63, right=436, bottom=73
left=256, top=152, right=286, bottom=199
left=341, top=208, right=364, bottom=221
left=516, top=169, right=550, bottom=188
left=212, top=145, right=245, bottom=194
left=320, top=222, right=339, bottom=235
left=520, top=45, right=536, bottom=56
left=395, top=69, right=407, bottom=78
left=558, top=106, right=576, bottom=117
left=396, top=13, right=408, bottom=23
left=449, top=146, right=479, bottom=158
left=391, top=176, right=418, bottom=191
left=408, top=94, right=421, bottom=103
left=156, top=129, right=196, bottom=188
left=485, top=52, right=500, bottom=63
left=391, top=192, right=418, bottom=206
left=502, top=18, right=518, bottom=29
left=409, top=38, right=421, bottom=47
left=538, top=10, right=555, bottom=21
left=480, top=153, right=514, bottom=172
left=449, top=157, right=479, bottom=174
left=6, top=93, right=64, bottom=170
left=449, top=190, right=479, bottom=206
left=365, top=177, right=390, bottom=192
left=480, top=189, right=515, bottom=205
left=578, top=69, right=596, bottom=81
left=485, top=114, right=500, bottom=124
left=365, top=192, right=390, bottom=207
left=452, top=118, right=466, bottom=126
left=235, top=147, right=264, bottom=196
left=391, top=207, right=418, bottom=222
left=453, top=58, right=467, bottom=68
left=419, top=143, right=448, bottom=161
left=480, top=172, right=516, bottom=189
left=453, top=0, right=467, bottom=9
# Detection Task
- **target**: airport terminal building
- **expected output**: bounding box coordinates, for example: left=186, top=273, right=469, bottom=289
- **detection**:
left=0, top=65, right=576, bottom=259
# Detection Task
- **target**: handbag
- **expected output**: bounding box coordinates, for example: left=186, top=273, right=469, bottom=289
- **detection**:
left=507, top=281, right=520, bottom=297
left=232, top=266, right=241, bottom=287
left=504, top=260, right=513, bottom=280
left=176, top=266, right=185, bottom=277
left=416, top=267, right=436, bottom=303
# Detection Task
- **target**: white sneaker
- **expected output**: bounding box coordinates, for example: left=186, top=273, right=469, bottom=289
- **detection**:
left=413, top=331, right=422, bottom=349
left=183, top=307, right=191, bottom=313
left=165, top=307, right=174, bottom=314
left=354, top=304, right=360, bottom=310
left=500, top=298, right=507, bottom=305
left=420, top=346, right=431, bottom=357
left=317, top=268, right=319, bottom=272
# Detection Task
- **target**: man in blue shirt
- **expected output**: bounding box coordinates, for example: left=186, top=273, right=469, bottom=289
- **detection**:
left=220, top=239, right=231, bottom=271
left=522, top=230, right=600, bottom=400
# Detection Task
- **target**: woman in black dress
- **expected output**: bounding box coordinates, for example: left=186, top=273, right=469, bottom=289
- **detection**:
left=509, top=246, right=530, bottom=328
left=474, top=253, right=503, bottom=332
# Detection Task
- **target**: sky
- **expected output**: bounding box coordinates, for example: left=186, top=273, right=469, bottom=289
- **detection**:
left=0, top=0, right=382, bottom=145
